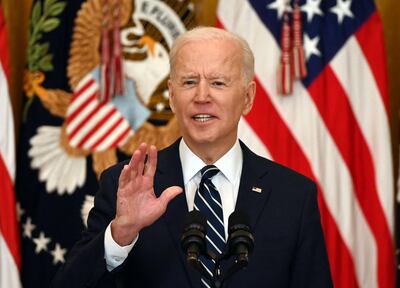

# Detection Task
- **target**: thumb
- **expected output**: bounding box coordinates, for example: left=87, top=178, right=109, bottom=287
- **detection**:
left=159, top=186, right=183, bottom=207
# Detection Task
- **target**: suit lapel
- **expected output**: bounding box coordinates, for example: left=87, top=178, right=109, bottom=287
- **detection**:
left=235, top=141, right=271, bottom=233
left=222, top=142, right=272, bottom=287
left=155, top=140, right=201, bottom=288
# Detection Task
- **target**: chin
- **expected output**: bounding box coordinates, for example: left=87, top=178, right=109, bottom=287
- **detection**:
left=184, top=132, right=217, bottom=146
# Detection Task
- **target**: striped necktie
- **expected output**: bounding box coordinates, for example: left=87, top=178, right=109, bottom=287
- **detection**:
left=193, top=165, right=225, bottom=287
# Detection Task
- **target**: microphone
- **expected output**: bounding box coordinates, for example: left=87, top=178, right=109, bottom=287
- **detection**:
left=181, top=210, right=254, bottom=288
left=181, top=210, right=207, bottom=265
left=227, top=211, right=254, bottom=266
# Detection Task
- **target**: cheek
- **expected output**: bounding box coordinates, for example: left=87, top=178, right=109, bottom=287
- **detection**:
left=169, top=100, right=175, bottom=113
left=170, top=98, right=189, bottom=120
left=230, top=96, right=247, bottom=116
left=242, top=102, right=251, bottom=115
left=168, top=90, right=175, bottom=112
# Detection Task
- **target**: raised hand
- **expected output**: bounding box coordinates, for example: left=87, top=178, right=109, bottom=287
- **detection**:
left=111, top=143, right=183, bottom=246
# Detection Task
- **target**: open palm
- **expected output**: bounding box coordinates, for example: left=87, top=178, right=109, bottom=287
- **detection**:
left=112, top=143, right=182, bottom=246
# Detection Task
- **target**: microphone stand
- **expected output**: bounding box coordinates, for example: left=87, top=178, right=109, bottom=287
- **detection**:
left=188, top=249, right=250, bottom=288
left=182, top=210, right=254, bottom=288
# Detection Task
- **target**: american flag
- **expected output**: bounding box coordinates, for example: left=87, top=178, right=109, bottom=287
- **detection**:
left=0, top=5, right=21, bottom=288
left=218, top=0, right=394, bottom=287
left=66, top=73, right=132, bottom=151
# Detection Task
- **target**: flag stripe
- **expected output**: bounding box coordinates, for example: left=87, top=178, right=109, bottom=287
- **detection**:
left=354, top=13, right=394, bottom=237
left=0, top=6, right=21, bottom=287
left=74, top=73, right=94, bottom=93
left=0, top=74, right=14, bottom=176
left=77, top=106, right=117, bottom=147
left=107, top=126, right=131, bottom=149
left=66, top=92, right=97, bottom=128
left=238, top=119, right=271, bottom=159
left=354, top=12, right=390, bottom=115
left=0, top=155, right=20, bottom=267
left=70, top=77, right=96, bottom=104
left=0, top=235, right=20, bottom=288
left=308, top=66, right=392, bottom=287
left=83, top=113, right=123, bottom=149
left=316, top=195, right=360, bottom=288
left=90, top=117, right=125, bottom=150
left=331, top=35, right=394, bottom=232
left=67, top=84, right=98, bottom=120
left=0, top=17, right=9, bottom=81
left=95, top=122, right=130, bottom=151
left=68, top=102, right=104, bottom=140
left=244, top=76, right=360, bottom=287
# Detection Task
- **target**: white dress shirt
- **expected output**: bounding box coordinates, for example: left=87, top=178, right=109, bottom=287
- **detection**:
left=104, top=138, right=243, bottom=271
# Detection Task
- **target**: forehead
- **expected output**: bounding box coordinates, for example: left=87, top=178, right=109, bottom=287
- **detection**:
left=173, top=39, right=243, bottom=75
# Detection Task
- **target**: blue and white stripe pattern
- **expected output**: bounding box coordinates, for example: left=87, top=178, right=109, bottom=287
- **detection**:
left=194, top=165, right=225, bottom=287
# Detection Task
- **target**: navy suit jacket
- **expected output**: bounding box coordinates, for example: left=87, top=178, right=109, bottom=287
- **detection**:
left=51, top=140, right=332, bottom=288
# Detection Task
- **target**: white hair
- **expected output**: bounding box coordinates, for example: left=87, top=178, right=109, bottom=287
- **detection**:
left=169, top=27, right=255, bottom=83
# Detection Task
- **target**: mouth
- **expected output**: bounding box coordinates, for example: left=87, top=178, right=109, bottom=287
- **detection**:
left=192, top=114, right=216, bottom=122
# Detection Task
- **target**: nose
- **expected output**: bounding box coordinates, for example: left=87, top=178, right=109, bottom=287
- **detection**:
left=194, top=79, right=210, bottom=103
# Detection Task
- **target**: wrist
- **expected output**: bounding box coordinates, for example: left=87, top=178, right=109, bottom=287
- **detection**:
left=111, top=219, right=140, bottom=246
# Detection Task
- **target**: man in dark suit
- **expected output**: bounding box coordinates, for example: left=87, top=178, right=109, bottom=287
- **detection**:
left=52, top=27, right=332, bottom=288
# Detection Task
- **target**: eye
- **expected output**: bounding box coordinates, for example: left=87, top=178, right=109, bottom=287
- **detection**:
left=212, top=81, right=226, bottom=87
left=182, top=79, right=197, bottom=87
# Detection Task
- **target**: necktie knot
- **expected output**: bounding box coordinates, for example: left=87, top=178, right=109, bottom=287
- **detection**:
left=200, top=165, right=219, bottom=181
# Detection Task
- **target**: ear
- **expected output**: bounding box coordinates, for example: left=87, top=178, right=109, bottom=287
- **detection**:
left=242, top=81, right=256, bottom=116
left=168, top=79, right=176, bottom=113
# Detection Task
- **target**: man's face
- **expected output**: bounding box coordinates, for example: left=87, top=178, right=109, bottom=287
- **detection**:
left=168, top=39, right=255, bottom=152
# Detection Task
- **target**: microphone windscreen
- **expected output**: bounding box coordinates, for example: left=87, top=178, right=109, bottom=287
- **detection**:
left=228, top=211, right=250, bottom=233
left=184, top=210, right=207, bottom=232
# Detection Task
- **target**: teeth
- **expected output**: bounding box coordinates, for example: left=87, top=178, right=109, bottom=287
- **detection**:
left=193, top=114, right=213, bottom=122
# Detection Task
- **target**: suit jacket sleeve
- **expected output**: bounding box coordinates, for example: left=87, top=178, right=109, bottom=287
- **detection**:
left=290, top=182, right=333, bottom=287
left=51, top=164, right=123, bottom=288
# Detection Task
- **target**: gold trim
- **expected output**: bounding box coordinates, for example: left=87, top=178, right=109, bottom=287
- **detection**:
left=92, top=149, right=118, bottom=179
left=60, top=123, right=91, bottom=158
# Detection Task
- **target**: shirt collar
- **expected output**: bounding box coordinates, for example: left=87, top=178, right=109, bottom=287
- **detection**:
left=179, top=138, right=242, bottom=185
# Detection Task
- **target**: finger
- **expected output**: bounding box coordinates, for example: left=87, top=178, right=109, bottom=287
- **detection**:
left=144, top=145, right=157, bottom=177
left=128, top=149, right=141, bottom=179
left=118, top=165, right=131, bottom=189
left=159, top=186, right=183, bottom=208
left=137, top=143, right=147, bottom=175
left=128, top=149, right=135, bottom=166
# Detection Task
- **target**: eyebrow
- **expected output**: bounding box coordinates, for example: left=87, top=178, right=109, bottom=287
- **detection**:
left=206, top=75, right=232, bottom=83
left=181, top=74, right=199, bottom=78
left=207, top=75, right=228, bottom=79
left=177, top=73, right=199, bottom=80
left=177, top=73, right=232, bottom=82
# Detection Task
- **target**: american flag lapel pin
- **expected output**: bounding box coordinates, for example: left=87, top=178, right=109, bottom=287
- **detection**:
left=252, top=186, right=262, bottom=193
